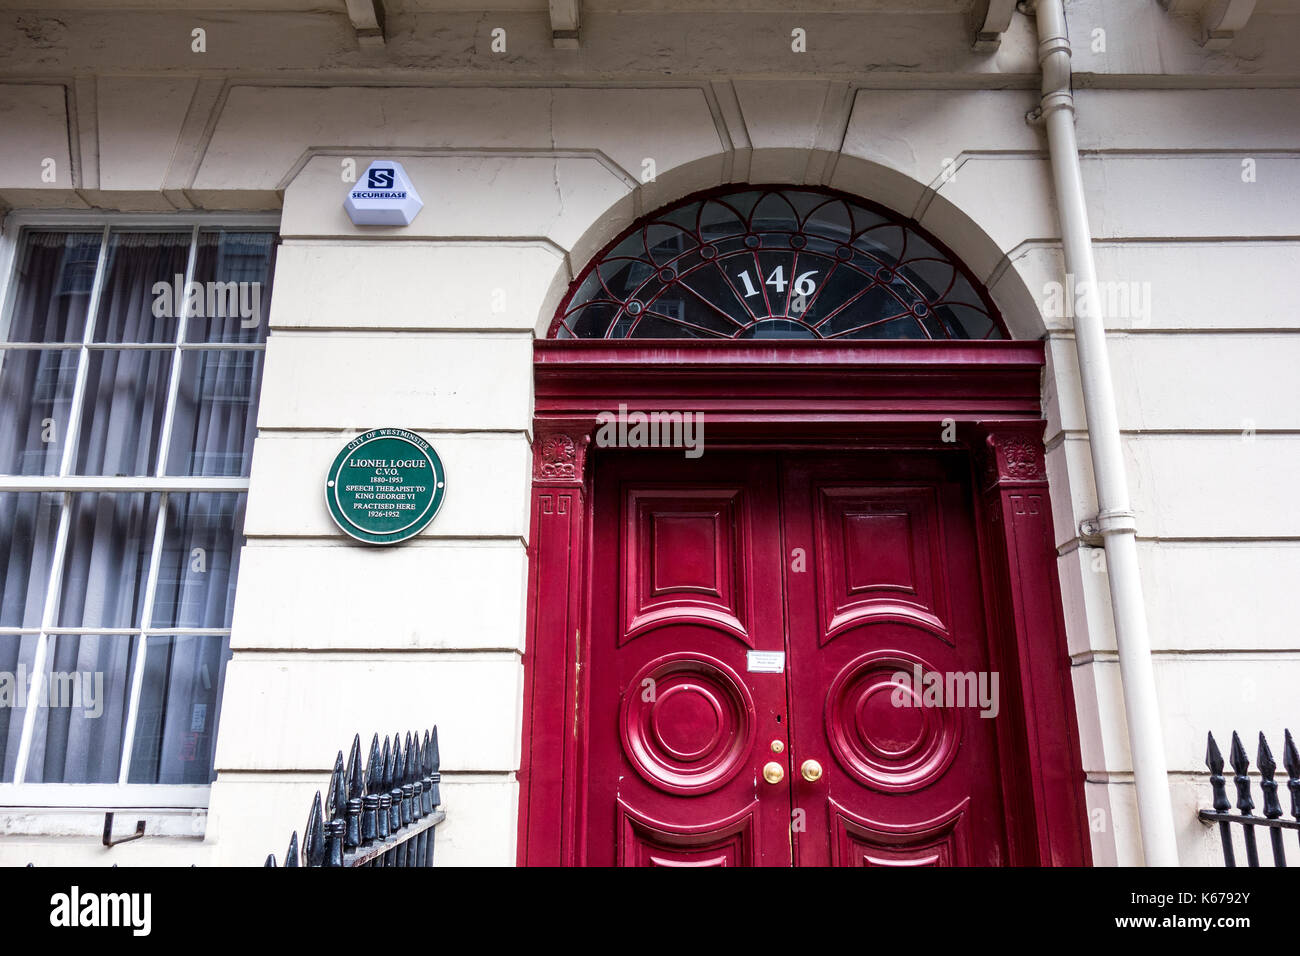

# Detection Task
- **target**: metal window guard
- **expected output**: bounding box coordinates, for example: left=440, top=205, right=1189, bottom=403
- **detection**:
left=266, top=725, right=444, bottom=867
left=1198, top=729, right=1299, bottom=867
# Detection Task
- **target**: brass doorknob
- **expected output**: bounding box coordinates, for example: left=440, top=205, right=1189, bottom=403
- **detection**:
left=762, top=761, right=785, bottom=784
left=801, top=759, right=823, bottom=783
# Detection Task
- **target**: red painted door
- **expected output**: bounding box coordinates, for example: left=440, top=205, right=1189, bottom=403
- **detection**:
left=584, top=450, right=1009, bottom=866
left=585, top=452, right=792, bottom=866
left=781, top=454, right=1008, bottom=866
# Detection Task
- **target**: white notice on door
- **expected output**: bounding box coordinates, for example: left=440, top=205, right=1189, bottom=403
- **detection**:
left=746, top=650, right=786, bottom=674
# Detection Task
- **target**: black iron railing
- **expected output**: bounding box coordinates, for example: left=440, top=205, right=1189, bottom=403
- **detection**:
left=1199, top=729, right=1299, bottom=867
left=266, top=726, right=445, bottom=867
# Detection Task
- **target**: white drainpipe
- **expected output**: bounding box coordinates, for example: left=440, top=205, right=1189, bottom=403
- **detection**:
left=1029, top=0, right=1181, bottom=866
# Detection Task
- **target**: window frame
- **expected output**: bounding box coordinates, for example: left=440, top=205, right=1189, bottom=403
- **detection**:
left=549, top=184, right=1009, bottom=341
left=0, top=209, right=279, bottom=810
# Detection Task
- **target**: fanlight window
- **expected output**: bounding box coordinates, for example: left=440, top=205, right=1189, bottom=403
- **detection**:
left=554, top=188, right=1006, bottom=340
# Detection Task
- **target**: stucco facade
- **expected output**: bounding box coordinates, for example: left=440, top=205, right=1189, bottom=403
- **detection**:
left=0, top=0, right=1296, bottom=866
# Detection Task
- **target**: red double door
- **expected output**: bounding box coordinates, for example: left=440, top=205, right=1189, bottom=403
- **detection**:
left=584, top=450, right=1011, bottom=866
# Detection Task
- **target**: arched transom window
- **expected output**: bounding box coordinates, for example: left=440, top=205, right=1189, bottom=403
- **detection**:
left=553, top=187, right=1007, bottom=340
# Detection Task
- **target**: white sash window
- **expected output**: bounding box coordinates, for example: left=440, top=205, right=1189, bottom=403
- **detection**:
left=0, top=217, right=276, bottom=807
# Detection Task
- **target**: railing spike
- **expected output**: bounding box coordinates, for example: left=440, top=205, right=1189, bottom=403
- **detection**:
left=428, top=725, right=442, bottom=809
left=327, top=750, right=346, bottom=821
left=285, top=830, right=300, bottom=867
left=1258, top=732, right=1287, bottom=866
left=389, top=730, right=405, bottom=836
left=265, top=853, right=276, bottom=867
left=366, top=732, right=382, bottom=795
left=1285, top=729, right=1300, bottom=823
left=1230, top=731, right=1254, bottom=814
left=418, top=729, right=433, bottom=816
left=347, top=733, right=364, bottom=800
left=1259, top=733, right=1279, bottom=808
left=304, top=791, right=326, bottom=867
left=1229, top=730, right=1260, bottom=866
left=1205, top=731, right=1236, bottom=866
left=405, top=730, right=417, bottom=786
left=382, top=734, right=396, bottom=791
left=1207, top=732, right=1231, bottom=812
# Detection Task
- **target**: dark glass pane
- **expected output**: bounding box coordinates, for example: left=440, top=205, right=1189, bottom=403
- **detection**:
left=57, top=492, right=159, bottom=629
left=0, top=492, right=61, bottom=628
left=0, top=634, right=39, bottom=781
left=595, top=257, right=655, bottom=301
left=625, top=313, right=707, bottom=338
left=563, top=303, right=620, bottom=338
left=697, top=198, right=749, bottom=240
left=642, top=222, right=695, bottom=266
left=802, top=197, right=853, bottom=240
left=23, top=633, right=138, bottom=783
left=939, top=304, right=997, bottom=340
left=900, top=257, right=958, bottom=302
left=127, top=633, right=228, bottom=784
left=93, top=232, right=192, bottom=343
left=74, top=348, right=172, bottom=476
left=0, top=348, right=79, bottom=474
left=187, top=231, right=277, bottom=344
left=674, top=263, right=753, bottom=332
left=150, top=492, right=246, bottom=629
left=738, top=319, right=818, bottom=340
left=751, top=191, right=801, bottom=232
left=820, top=286, right=913, bottom=338
left=5, top=232, right=101, bottom=343
left=165, top=349, right=263, bottom=477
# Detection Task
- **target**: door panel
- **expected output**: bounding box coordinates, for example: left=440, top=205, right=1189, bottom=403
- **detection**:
left=782, top=454, right=1008, bottom=867
left=584, top=450, right=1011, bottom=866
left=586, top=452, right=792, bottom=867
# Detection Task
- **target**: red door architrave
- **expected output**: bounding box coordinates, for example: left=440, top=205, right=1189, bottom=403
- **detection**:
left=518, top=339, right=1091, bottom=867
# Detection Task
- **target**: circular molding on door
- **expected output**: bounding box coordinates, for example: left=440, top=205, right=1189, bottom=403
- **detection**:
left=825, top=649, right=960, bottom=793
left=621, top=653, right=756, bottom=795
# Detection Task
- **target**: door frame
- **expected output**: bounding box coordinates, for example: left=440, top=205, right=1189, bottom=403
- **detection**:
left=518, top=339, right=1092, bottom=866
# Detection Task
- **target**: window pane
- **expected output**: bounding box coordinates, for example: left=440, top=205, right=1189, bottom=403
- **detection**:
left=21, top=634, right=138, bottom=783
left=0, top=492, right=61, bottom=628
left=74, top=348, right=172, bottom=475
left=0, top=348, right=80, bottom=474
left=0, top=634, right=40, bottom=781
left=151, top=493, right=246, bottom=629
left=93, top=232, right=192, bottom=343
left=4, top=232, right=101, bottom=343
left=127, top=633, right=228, bottom=784
left=57, top=492, right=160, bottom=629
left=165, top=349, right=263, bottom=477
left=187, top=231, right=276, bottom=344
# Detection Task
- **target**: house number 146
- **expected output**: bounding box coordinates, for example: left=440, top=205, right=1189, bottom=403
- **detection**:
left=735, top=266, right=819, bottom=298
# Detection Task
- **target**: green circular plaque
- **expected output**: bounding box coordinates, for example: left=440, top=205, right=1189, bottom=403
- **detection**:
left=325, top=428, right=445, bottom=545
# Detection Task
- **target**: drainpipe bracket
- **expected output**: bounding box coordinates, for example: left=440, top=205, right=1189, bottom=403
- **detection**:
left=1079, top=510, right=1137, bottom=542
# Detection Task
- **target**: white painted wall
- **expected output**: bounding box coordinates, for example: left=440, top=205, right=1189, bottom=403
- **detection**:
left=0, top=0, right=1297, bottom=867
